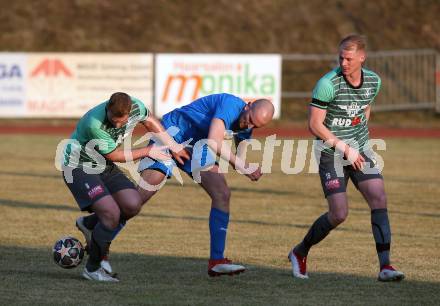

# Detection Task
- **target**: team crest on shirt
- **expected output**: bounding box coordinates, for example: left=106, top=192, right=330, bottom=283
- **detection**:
left=115, top=134, right=125, bottom=146
left=115, top=131, right=131, bottom=146
left=363, top=88, right=373, bottom=99
left=337, top=102, right=368, bottom=117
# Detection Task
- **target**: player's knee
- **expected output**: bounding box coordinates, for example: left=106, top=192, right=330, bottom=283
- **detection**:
left=215, top=187, right=231, bottom=205
left=100, top=210, right=120, bottom=230
left=121, top=196, right=142, bottom=219
left=373, top=193, right=387, bottom=209
left=210, top=187, right=231, bottom=211
left=331, top=210, right=348, bottom=225
left=377, top=192, right=387, bottom=208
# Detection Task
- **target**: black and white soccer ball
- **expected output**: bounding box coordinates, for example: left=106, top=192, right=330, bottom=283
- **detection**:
left=52, top=236, right=85, bottom=269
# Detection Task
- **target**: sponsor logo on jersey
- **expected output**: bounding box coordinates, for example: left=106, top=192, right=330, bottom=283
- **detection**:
left=351, top=116, right=361, bottom=126
left=331, top=117, right=361, bottom=127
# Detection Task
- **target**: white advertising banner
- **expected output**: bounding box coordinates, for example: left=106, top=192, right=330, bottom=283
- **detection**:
left=155, top=54, right=282, bottom=118
left=25, top=53, right=153, bottom=117
left=0, top=53, right=27, bottom=117
left=23, top=53, right=153, bottom=117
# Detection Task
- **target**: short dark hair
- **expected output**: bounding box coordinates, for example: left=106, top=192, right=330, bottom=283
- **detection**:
left=339, top=34, right=367, bottom=51
left=107, top=92, right=132, bottom=117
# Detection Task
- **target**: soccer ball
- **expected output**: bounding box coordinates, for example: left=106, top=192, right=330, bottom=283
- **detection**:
left=53, top=236, right=85, bottom=269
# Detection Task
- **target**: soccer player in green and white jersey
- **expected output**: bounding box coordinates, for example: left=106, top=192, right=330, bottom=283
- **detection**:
left=62, top=92, right=189, bottom=282
left=288, top=35, right=404, bottom=282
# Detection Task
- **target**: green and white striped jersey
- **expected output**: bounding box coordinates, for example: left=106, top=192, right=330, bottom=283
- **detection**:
left=63, top=97, right=149, bottom=169
left=310, top=67, right=381, bottom=155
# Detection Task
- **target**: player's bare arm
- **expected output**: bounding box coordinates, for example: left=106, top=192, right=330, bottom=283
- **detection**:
left=308, top=105, right=365, bottom=170
left=141, top=115, right=190, bottom=164
left=103, top=144, right=170, bottom=162
left=364, top=105, right=371, bottom=121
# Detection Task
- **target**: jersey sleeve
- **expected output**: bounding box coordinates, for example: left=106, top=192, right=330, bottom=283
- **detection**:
left=370, top=75, right=381, bottom=104
left=131, top=97, right=150, bottom=121
left=213, top=95, right=242, bottom=129
left=87, top=126, right=117, bottom=155
left=310, top=77, right=335, bottom=109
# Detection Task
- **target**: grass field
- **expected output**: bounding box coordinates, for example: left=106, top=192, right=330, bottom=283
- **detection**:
left=0, top=134, right=439, bottom=305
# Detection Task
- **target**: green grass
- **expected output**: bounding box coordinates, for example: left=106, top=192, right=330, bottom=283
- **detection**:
left=0, top=134, right=439, bottom=305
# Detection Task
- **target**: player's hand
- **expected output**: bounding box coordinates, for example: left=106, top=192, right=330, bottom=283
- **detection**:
left=171, top=148, right=191, bottom=165
left=245, top=165, right=263, bottom=181
left=145, top=144, right=171, bottom=161
left=344, top=145, right=365, bottom=171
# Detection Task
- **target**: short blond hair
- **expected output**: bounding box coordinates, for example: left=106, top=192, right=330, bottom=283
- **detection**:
left=339, top=34, right=367, bottom=51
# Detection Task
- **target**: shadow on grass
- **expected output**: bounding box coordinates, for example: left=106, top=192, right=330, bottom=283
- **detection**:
left=2, top=168, right=440, bottom=220
left=0, top=170, right=61, bottom=180
left=1, top=170, right=440, bottom=219
left=0, top=198, right=438, bottom=240
left=0, top=245, right=438, bottom=305
left=0, top=170, right=311, bottom=198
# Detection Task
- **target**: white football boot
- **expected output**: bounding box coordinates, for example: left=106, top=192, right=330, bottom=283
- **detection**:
left=76, top=216, right=114, bottom=275
left=100, top=256, right=114, bottom=275
left=288, top=249, right=309, bottom=279
left=82, top=267, right=119, bottom=282
left=208, top=258, right=245, bottom=277
left=378, top=265, right=405, bottom=282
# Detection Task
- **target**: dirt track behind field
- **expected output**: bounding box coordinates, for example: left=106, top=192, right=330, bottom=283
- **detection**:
left=0, top=125, right=439, bottom=138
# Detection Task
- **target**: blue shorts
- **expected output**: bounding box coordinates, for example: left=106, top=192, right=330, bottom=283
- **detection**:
left=138, top=143, right=217, bottom=179
left=138, top=113, right=217, bottom=179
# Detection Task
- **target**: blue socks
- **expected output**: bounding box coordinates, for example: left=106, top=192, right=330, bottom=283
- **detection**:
left=209, top=208, right=229, bottom=260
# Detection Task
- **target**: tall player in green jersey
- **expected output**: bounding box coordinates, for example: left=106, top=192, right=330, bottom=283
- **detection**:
left=62, top=92, right=189, bottom=282
left=288, top=35, right=404, bottom=282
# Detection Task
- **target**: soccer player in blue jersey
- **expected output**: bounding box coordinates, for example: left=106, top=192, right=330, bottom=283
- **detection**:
left=62, top=92, right=189, bottom=282
left=136, top=93, right=274, bottom=276
left=288, top=35, right=404, bottom=282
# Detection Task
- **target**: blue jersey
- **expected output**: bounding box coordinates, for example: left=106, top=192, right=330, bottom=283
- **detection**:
left=162, top=93, right=252, bottom=144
